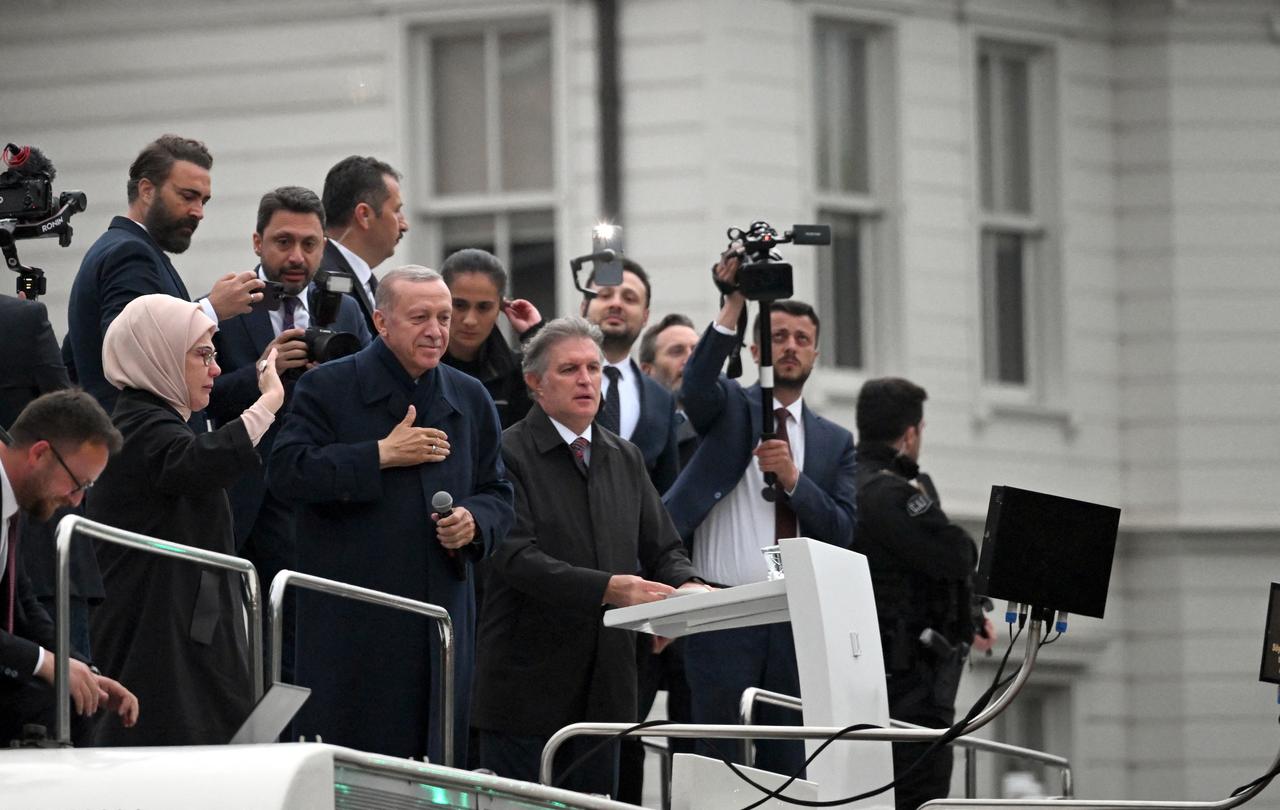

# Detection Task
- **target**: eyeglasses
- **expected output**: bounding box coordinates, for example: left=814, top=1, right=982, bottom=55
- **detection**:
left=192, top=346, right=218, bottom=367
left=46, top=442, right=94, bottom=495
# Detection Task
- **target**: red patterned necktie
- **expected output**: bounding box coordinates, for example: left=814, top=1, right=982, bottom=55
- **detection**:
left=774, top=408, right=798, bottom=539
left=570, top=436, right=590, bottom=477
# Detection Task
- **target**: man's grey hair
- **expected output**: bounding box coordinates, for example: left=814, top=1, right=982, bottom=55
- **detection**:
left=374, top=265, right=444, bottom=311
left=522, top=316, right=604, bottom=378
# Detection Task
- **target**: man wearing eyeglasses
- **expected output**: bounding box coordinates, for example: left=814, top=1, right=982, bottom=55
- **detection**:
left=0, top=390, right=138, bottom=746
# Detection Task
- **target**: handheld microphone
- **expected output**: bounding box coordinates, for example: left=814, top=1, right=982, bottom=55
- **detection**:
left=432, top=491, right=466, bottom=582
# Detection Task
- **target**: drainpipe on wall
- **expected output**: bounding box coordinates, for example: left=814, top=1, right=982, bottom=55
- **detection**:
left=596, top=0, right=622, bottom=222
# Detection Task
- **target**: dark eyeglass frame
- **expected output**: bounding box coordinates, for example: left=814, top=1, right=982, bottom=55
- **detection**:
left=46, top=442, right=94, bottom=495
left=192, top=346, right=218, bottom=367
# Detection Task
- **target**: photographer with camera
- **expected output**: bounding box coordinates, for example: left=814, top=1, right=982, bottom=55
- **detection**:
left=207, top=186, right=369, bottom=676
left=67, top=135, right=266, bottom=416
left=662, top=242, right=856, bottom=777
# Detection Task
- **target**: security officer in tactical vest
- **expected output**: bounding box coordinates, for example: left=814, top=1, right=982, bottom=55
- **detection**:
left=853, top=377, right=994, bottom=810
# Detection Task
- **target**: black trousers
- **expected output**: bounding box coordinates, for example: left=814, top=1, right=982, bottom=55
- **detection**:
left=478, top=728, right=619, bottom=797
left=617, top=635, right=695, bottom=805
left=888, top=653, right=964, bottom=810
left=0, top=675, right=94, bottom=747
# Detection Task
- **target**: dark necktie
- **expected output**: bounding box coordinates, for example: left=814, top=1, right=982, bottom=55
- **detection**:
left=6, top=517, right=17, bottom=633
left=570, top=436, right=590, bottom=477
left=599, top=366, right=622, bottom=435
left=281, top=296, right=300, bottom=331
left=774, top=407, right=798, bottom=540
left=367, top=273, right=379, bottom=295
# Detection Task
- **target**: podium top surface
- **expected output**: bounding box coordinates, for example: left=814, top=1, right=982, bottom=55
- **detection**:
left=603, top=579, right=789, bottom=637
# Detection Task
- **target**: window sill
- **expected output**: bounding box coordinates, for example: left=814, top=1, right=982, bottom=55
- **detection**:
left=972, top=397, right=1077, bottom=436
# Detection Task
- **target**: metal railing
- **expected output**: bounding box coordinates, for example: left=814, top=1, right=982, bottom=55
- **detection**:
left=268, top=570, right=455, bottom=767
left=540, top=620, right=1043, bottom=787
left=919, top=744, right=1277, bottom=810
left=739, top=687, right=1074, bottom=798
left=54, top=514, right=263, bottom=745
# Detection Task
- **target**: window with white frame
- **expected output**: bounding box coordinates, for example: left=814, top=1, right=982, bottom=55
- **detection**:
left=411, top=20, right=557, bottom=316
left=976, top=40, right=1054, bottom=389
left=812, top=19, right=891, bottom=371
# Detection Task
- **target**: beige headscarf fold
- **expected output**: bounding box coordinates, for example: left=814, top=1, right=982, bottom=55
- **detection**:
left=103, top=294, right=215, bottom=421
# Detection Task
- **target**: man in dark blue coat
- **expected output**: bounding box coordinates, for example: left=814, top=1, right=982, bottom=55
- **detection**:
left=208, top=187, right=370, bottom=679
left=269, top=266, right=513, bottom=764
left=663, top=252, right=857, bottom=776
left=67, top=134, right=264, bottom=415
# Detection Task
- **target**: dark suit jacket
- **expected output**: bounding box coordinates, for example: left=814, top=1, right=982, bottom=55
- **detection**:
left=664, top=325, right=857, bottom=550
left=0, top=296, right=70, bottom=428
left=0, top=295, right=103, bottom=604
left=472, top=405, right=698, bottom=737
left=319, top=239, right=377, bottom=336
left=207, top=279, right=371, bottom=547
left=0, top=510, right=57, bottom=685
left=268, top=338, right=514, bottom=763
left=67, top=217, right=192, bottom=415
left=614, top=359, right=680, bottom=494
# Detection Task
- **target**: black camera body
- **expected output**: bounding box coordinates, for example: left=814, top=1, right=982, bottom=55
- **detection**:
left=304, top=269, right=361, bottom=364
left=0, top=173, right=53, bottom=221
left=0, top=144, right=88, bottom=299
left=721, top=221, right=831, bottom=301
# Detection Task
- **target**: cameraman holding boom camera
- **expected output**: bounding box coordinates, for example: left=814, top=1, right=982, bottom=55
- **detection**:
left=207, top=186, right=370, bottom=678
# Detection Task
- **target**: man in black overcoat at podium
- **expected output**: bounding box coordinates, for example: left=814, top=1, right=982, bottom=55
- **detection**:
left=472, top=316, right=703, bottom=796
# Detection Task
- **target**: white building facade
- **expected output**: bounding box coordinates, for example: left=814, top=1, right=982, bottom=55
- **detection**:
left=2, top=0, right=1277, bottom=804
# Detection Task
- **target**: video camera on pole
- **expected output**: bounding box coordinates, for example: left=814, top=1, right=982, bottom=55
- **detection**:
left=0, top=143, right=88, bottom=299
left=714, top=220, right=831, bottom=501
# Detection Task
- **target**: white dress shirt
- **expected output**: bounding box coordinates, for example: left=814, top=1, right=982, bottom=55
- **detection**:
left=257, top=266, right=311, bottom=333
left=690, top=395, right=806, bottom=587
left=331, top=239, right=376, bottom=305
left=601, top=359, right=640, bottom=441
left=547, top=417, right=594, bottom=466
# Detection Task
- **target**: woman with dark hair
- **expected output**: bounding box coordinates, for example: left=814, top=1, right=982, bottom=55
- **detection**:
left=440, top=248, right=541, bottom=429
left=87, top=293, right=284, bottom=745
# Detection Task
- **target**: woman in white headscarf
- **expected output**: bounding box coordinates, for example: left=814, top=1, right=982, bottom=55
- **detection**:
left=86, top=294, right=283, bottom=746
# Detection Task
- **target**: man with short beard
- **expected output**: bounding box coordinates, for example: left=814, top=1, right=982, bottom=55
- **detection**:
left=580, top=260, right=680, bottom=493
left=662, top=249, right=856, bottom=778
left=207, top=187, right=370, bottom=679
left=68, top=134, right=265, bottom=415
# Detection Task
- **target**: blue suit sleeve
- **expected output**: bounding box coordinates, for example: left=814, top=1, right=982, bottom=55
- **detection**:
left=267, top=372, right=382, bottom=504
left=678, top=324, right=735, bottom=436
left=97, top=242, right=171, bottom=335
left=788, top=426, right=857, bottom=549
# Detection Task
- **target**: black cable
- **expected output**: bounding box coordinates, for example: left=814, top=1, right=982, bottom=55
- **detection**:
left=550, top=718, right=674, bottom=789
left=726, top=622, right=1031, bottom=809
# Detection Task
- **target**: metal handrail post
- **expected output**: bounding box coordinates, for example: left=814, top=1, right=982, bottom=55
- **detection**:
left=965, top=746, right=977, bottom=798
left=54, top=514, right=263, bottom=745
left=268, top=570, right=455, bottom=767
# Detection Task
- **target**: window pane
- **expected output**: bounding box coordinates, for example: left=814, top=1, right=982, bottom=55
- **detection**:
left=977, top=53, right=994, bottom=210
left=441, top=214, right=495, bottom=257
left=814, top=24, right=869, bottom=194
left=1001, top=56, right=1032, bottom=213
left=982, top=231, right=1027, bottom=384
left=510, top=210, right=557, bottom=318
left=817, top=210, right=863, bottom=368
left=499, top=31, right=554, bottom=192
left=433, top=35, right=488, bottom=196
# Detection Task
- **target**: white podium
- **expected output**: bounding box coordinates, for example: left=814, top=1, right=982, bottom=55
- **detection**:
left=605, top=537, right=894, bottom=809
